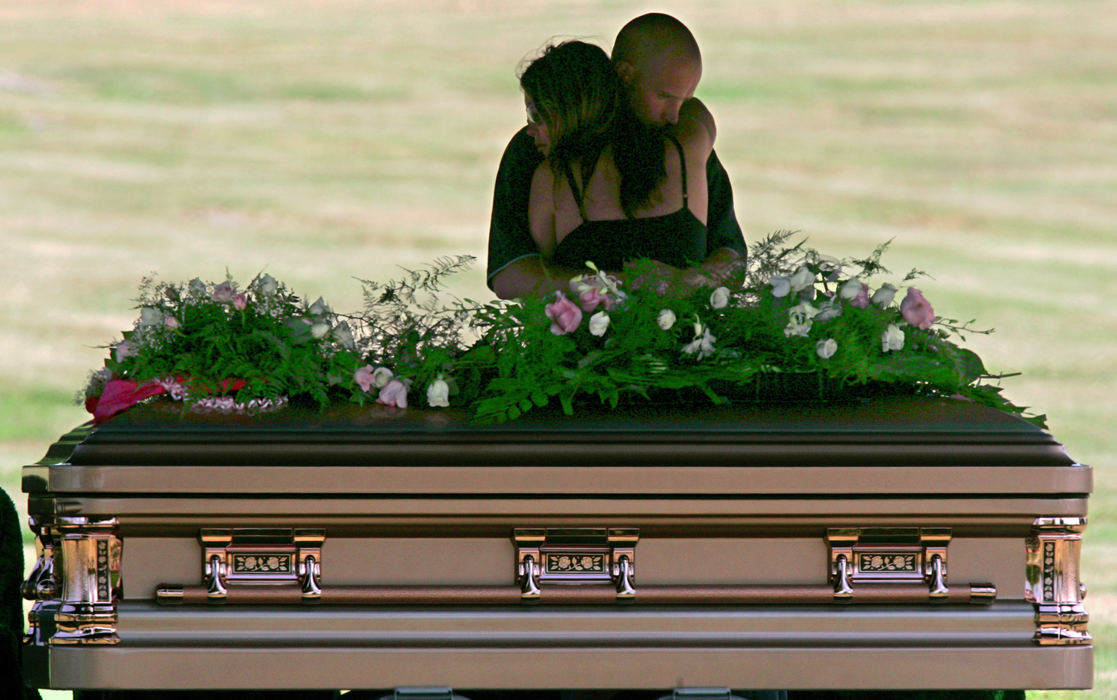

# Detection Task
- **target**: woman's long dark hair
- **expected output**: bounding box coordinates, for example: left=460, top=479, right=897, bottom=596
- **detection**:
left=520, top=41, right=664, bottom=217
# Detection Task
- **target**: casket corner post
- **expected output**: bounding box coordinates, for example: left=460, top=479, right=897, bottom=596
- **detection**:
left=1027, top=516, right=1091, bottom=647
left=22, top=510, right=123, bottom=648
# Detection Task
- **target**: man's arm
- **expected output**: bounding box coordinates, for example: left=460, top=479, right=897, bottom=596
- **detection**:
left=486, top=128, right=555, bottom=298
left=705, top=148, right=747, bottom=265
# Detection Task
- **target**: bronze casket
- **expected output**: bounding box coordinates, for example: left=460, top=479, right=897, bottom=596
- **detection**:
left=20, top=397, right=1092, bottom=693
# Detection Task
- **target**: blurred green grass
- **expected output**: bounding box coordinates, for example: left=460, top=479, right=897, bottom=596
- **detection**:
left=1, top=0, right=1114, bottom=696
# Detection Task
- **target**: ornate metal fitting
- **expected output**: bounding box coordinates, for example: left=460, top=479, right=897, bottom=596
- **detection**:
left=1027, top=517, right=1090, bottom=646
left=197, top=528, right=325, bottom=602
left=21, top=514, right=60, bottom=646
left=46, top=516, right=122, bottom=646
left=827, top=527, right=952, bottom=602
left=513, top=528, right=638, bottom=601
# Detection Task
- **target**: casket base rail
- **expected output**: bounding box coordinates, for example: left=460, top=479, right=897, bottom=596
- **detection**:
left=20, top=397, right=1092, bottom=691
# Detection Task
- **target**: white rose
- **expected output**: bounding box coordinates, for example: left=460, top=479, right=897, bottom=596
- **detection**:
left=426, top=377, right=450, bottom=408
left=789, top=265, right=815, bottom=292
left=816, top=338, right=838, bottom=359
left=588, top=310, right=610, bottom=337
left=769, top=275, right=791, bottom=298
left=372, top=366, right=394, bottom=388
left=882, top=323, right=905, bottom=352
left=657, top=308, right=676, bottom=330
left=840, top=277, right=864, bottom=300
left=310, top=322, right=331, bottom=339
left=188, top=278, right=206, bottom=298
left=257, top=274, right=278, bottom=297
left=872, top=283, right=897, bottom=306
left=709, top=286, right=730, bottom=309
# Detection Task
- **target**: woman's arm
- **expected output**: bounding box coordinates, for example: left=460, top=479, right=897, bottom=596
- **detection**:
left=490, top=164, right=587, bottom=300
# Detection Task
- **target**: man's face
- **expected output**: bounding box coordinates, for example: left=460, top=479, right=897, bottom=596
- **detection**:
left=624, top=53, right=701, bottom=128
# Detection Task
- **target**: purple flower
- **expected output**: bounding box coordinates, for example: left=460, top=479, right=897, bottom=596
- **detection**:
left=545, top=293, right=583, bottom=335
left=377, top=379, right=408, bottom=408
left=211, top=281, right=234, bottom=303
left=900, top=288, right=936, bottom=329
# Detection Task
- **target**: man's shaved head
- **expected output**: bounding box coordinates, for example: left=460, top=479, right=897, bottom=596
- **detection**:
left=612, top=13, right=701, bottom=72
left=611, top=13, right=702, bottom=127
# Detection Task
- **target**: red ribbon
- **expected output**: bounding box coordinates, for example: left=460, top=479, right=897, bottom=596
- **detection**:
left=87, top=378, right=249, bottom=424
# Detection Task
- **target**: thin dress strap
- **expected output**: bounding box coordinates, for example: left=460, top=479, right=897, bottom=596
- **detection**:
left=665, top=134, right=688, bottom=208
left=560, top=153, right=602, bottom=222
left=560, top=160, right=588, bottom=220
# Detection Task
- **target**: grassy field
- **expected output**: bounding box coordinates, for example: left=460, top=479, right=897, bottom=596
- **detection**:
left=1, top=0, right=1114, bottom=696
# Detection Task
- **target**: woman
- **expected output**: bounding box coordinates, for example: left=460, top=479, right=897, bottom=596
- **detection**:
left=518, top=40, right=717, bottom=293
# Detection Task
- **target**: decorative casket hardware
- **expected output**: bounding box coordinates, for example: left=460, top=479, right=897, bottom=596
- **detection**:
left=1027, top=517, right=1091, bottom=646
left=824, top=527, right=991, bottom=603
left=22, top=399, right=1092, bottom=690
left=157, top=528, right=324, bottom=604
left=513, top=527, right=639, bottom=600
left=155, top=525, right=998, bottom=606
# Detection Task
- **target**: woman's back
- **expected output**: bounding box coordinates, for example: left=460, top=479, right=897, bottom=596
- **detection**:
left=529, top=110, right=714, bottom=271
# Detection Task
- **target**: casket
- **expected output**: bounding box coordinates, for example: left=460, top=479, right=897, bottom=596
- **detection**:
left=20, top=396, right=1092, bottom=694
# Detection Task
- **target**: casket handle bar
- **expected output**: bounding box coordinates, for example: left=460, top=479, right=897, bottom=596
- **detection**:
left=158, top=526, right=996, bottom=606
left=513, top=527, right=638, bottom=602
left=158, top=528, right=325, bottom=605
left=826, top=527, right=993, bottom=604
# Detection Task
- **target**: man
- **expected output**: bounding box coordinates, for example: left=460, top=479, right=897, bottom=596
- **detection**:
left=486, top=13, right=747, bottom=299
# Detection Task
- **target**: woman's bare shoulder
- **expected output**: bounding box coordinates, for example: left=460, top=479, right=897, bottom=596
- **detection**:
left=676, top=98, right=716, bottom=153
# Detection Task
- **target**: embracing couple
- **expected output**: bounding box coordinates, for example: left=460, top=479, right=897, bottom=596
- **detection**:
left=486, top=13, right=748, bottom=301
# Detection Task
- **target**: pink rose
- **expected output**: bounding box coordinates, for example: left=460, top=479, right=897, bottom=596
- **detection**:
left=850, top=283, right=871, bottom=309
left=354, top=365, right=376, bottom=392
left=232, top=293, right=247, bottom=310
left=578, top=288, right=610, bottom=312
left=377, top=379, right=408, bottom=408
left=211, top=281, right=234, bottom=303
left=164, top=316, right=179, bottom=330
left=545, top=293, right=582, bottom=335
left=900, top=288, right=936, bottom=329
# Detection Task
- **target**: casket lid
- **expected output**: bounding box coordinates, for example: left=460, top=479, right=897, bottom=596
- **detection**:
left=26, top=397, right=1088, bottom=496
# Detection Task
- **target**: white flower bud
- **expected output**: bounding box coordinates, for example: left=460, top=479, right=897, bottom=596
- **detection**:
left=789, top=265, right=815, bottom=292
left=872, top=283, right=898, bottom=306
left=372, top=366, right=394, bottom=388
left=840, top=277, right=864, bottom=300
left=816, top=338, right=838, bottom=359
left=881, top=324, right=905, bottom=352
left=709, top=286, right=730, bottom=309
left=139, top=306, right=164, bottom=327
left=657, top=308, right=676, bottom=330
left=427, top=377, right=450, bottom=408
left=257, top=274, right=278, bottom=296
left=308, top=297, right=329, bottom=316
left=588, top=310, right=610, bottom=337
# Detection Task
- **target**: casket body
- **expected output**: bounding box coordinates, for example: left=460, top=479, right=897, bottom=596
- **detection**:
left=20, top=397, right=1092, bottom=692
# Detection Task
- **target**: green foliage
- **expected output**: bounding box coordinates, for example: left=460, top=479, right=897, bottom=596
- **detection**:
left=83, top=239, right=1044, bottom=428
